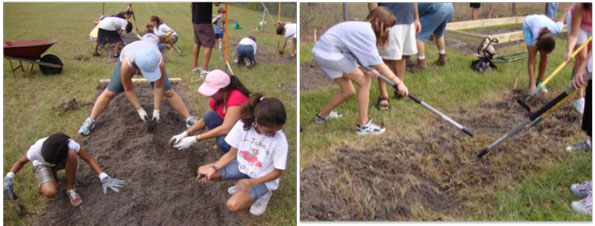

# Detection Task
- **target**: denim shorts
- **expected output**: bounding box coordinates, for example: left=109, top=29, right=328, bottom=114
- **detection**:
left=523, top=27, right=534, bottom=46
left=107, top=60, right=172, bottom=94
left=417, top=3, right=454, bottom=40
left=221, top=160, right=270, bottom=201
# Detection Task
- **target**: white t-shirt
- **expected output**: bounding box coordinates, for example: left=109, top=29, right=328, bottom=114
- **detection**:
left=523, top=15, right=564, bottom=41
left=26, top=137, right=80, bottom=167
left=153, top=23, right=177, bottom=37
left=238, top=37, right=257, bottom=55
left=225, top=121, right=288, bottom=190
left=313, top=21, right=384, bottom=67
left=98, top=17, right=128, bottom=31
left=119, top=40, right=163, bottom=68
left=284, top=23, right=297, bottom=39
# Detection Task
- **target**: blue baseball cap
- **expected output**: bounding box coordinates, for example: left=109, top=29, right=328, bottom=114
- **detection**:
left=135, top=48, right=161, bottom=82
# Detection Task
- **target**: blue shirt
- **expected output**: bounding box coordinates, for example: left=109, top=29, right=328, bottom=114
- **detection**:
left=378, top=3, right=414, bottom=24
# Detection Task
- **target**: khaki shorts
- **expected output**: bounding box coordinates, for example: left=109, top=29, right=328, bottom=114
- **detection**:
left=193, top=23, right=215, bottom=48
left=379, top=23, right=418, bottom=60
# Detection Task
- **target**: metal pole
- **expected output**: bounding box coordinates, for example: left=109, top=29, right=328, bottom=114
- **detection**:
left=342, top=3, right=347, bottom=21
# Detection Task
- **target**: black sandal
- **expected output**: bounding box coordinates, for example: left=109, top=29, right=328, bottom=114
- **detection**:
left=376, top=96, right=390, bottom=110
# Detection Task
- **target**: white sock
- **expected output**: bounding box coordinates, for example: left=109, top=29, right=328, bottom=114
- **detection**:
left=587, top=139, right=591, bottom=147
left=439, top=49, right=446, bottom=55
left=418, top=55, right=425, bottom=60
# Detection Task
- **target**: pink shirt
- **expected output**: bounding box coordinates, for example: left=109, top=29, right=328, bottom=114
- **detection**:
left=209, top=89, right=249, bottom=119
left=571, top=3, right=592, bottom=31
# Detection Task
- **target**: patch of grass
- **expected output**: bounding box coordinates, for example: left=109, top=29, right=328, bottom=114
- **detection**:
left=4, top=3, right=295, bottom=225
left=470, top=153, right=592, bottom=221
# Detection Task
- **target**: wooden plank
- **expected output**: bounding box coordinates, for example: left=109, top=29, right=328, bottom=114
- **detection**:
left=490, top=31, right=525, bottom=43
left=446, top=16, right=525, bottom=31
left=445, top=29, right=484, bottom=45
left=99, top=78, right=182, bottom=83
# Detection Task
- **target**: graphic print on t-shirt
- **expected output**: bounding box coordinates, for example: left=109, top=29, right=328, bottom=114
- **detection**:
left=239, top=148, right=262, bottom=168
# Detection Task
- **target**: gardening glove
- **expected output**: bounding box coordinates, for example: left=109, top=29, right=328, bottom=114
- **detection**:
left=173, top=136, right=197, bottom=150
left=99, top=172, right=125, bottom=194
left=4, top=173, right=16, bottom=200
left=152, top=109, right=160, bottom=122
left=169, top=131, right=188, bottom=146
left=136, top=108, right=149, bottom=122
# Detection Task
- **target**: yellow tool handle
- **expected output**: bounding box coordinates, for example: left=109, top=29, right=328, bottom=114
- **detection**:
left=540, top=36, right=592, bottom=86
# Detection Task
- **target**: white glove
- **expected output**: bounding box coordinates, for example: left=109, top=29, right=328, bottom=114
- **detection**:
left=169, top=131, right=188, bottom=146
left=152, top=109, right=160, bottom=121
left=173, top=136, right=197, bottom=150
left=136, top=108, right=148, bottom=122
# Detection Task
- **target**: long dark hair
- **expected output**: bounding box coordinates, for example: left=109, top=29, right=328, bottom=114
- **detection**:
left=41, top=133, right=71, bottom=165
left=150, top=15, right=162, bottom=28
left=214, top=75, right=250, bottom=107
left=240, top=93, right=287, bottom=131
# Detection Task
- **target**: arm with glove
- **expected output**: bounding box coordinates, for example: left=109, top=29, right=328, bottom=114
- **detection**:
left=171, top=106, right=242, bottom=150
left=78, top=148, right=125, bottom=194
left=121, top=58, right=148, bottom=122
left=4, top=155, right=30, bottom=200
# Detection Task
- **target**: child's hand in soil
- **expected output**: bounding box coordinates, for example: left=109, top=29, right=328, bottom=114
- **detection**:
left=195, top=167, right=215, bottom=185
left=236, top=179, right=256, bottom=191
left=173, top=136, right=197, bottom=150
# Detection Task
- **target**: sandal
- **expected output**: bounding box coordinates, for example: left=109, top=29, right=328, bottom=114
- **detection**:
left=67, top=189, right=83, bottom=207
left=376, top=97, right=390, bottom=110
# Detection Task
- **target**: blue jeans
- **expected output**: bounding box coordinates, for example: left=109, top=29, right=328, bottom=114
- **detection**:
left=417, top=3, right=454, bottom=40
left=221, top=160, right=270, bottom=201
left=203, top=111, right=231, bottom=153
left=237, top=44, right=255, bottom=63
left=545, top=3, right=558, bottom=19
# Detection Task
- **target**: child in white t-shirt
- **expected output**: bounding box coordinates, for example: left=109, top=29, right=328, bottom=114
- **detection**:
left=276, top=21, right=297, bottom=57
left=196, top=93, right=288, bottom=216
left=3, top=133, right=124, bottom=206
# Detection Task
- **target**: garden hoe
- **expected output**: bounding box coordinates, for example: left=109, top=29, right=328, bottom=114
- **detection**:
left=366, top=67, right=474, bottom=137
left=455, top=73, right=591, bottom=177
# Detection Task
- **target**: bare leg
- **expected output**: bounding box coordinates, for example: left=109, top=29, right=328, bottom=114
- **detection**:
left=318, top=77, right=355, bottom=118
left=93, top=43, right=100, bottom=55
left=193, top=44, right=201, bottom=69
left=202, top=47, right=213, bottom=71
left=377, top=59, right=394, bottom=100
left=435, top=36, right=445, bottom=52
left=395, top=59, right=407, bottom=81
left=164, top=90, right=190, bottom=118
left=343, top=68, right=372, bottom=126
left=40, top=181, right=58, bottom=198
left=64, top=150, right=78, bottom=191
left=90, top=89, right=117, bottom=120
left=416, top=39, right=425, bottom=59
left=537, top=51, right=548, bottom=82
left=226, top=190, right=253, bottom=212
left=527, top=46, right=538, bottom=93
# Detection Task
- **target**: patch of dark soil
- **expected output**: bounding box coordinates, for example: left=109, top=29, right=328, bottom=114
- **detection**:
left=54, top=98, right=92, bottom=114
left=300, top=62, right=334, bottom=91
left=32, top=84, right=244, bottom=225
left=300, top=90, right=582, bottom=221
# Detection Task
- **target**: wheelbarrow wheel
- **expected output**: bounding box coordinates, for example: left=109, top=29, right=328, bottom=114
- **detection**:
left=39, top=54, right=63, bottom=75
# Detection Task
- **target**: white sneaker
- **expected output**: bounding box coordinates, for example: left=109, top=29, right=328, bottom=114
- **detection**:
left=227, top=185, right=237, bottom=195
left=185, top=116, right=198, bottom=128
left=571, top=191, right=592, bottom=216
left=314, top=111, right=342, bottom=124
left=356, top=119, right=385, bottom=135
left=250, top=190, right=272, bottom=216
left=200, top=70, right=208, bottom=78
left=571, top=181, right=593, bottom=197
left=574, top=98, right=585, bottom=115
left=191, top=67, right=201, bottom=72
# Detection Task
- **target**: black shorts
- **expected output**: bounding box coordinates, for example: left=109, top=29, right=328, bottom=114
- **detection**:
left=470, top=3, right=481, bottom=8
left=582, top=80, right=591, bottom=137
left=97, top=28, right=122, bottom=45
left=215, top=33, right=224, bottom=39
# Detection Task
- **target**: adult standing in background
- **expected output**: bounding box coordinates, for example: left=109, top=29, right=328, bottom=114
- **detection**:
left=470, top=3, right=481, bottom=20
left=411, top=2, right=454, bottom=72
left=191, top=2, right=220, bottom=77
left=545, top=2, right=559, bottom=19
left=368, top=3, right=420, bottom=110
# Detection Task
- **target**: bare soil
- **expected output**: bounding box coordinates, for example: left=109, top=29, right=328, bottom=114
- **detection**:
left=32, top=84, right=246, bottom=225
left=300, top=89, right=582, bottom=221
left=300, top=62, right=334, bottom=92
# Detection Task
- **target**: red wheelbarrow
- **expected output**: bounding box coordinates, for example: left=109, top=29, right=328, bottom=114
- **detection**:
left=4, top=39, right=63, bottom=77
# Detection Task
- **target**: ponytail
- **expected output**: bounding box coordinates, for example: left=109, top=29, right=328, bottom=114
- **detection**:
left=241, top=93, right=286, bottom=131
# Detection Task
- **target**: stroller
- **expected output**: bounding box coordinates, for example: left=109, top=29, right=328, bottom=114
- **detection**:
left=471, top=36, right=527, bottom=72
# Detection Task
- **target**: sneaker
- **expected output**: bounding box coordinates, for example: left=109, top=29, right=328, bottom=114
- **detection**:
left=200, top=70, right=208, bottom=77
left=565, top=140, right=591, bottom=153
left=314, top=111, right=342, bottom=124
left=574, top=98, right=585, bottom=115
left=571, top=181, right=593, bottom=197
left=227, top=185, right=237, bottom=195
left=250, top=190, right=272, bottom=216
left=233, top=56, right=239, bottom=64
left=356, top=119, right=385, bottom=135
left=185, top=116, right=198, bottom=128
left=218, top=47, right=223, bottom=51
left=571, top=192, right=592, bottom=216
left=191, top=67, right=201, bottom=72
left=78, top=117, right=95, bottom=136
left=67, top=189, right=83, bottom=207
left=244, top=58, right=251, bottom=67
left=92, top=53, right=100, bottom=57
left=536, top=80, right=548, bottom=93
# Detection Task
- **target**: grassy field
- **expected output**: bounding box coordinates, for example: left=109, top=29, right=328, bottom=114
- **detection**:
left=300, top=29, right=591, bottom=221
left=4, top=3, right=296, bottom=225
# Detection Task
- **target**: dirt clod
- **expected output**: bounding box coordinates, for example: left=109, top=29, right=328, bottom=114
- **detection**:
left=54, top=98, right=92, bottom=114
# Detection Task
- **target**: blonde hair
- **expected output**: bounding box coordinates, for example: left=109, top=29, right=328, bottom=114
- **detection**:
left=366, top=6, right=396, bottom=47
